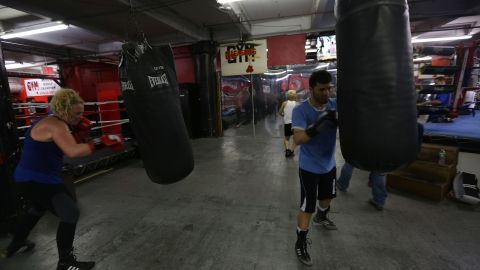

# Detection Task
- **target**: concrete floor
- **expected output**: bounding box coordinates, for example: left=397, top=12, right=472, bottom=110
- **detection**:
left=1, top=115, right=480, bottom=270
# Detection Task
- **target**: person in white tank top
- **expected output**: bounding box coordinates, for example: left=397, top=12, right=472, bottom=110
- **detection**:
left=279, top=90, right=298, bottom=157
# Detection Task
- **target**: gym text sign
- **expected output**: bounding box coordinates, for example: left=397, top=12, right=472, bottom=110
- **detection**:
left=24, top=79, right=61, bottom=97
left=220, top=39, right=268, bottom=76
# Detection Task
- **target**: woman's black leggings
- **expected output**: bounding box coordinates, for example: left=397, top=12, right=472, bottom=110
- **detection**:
left=12, top=182, right=80, bottom=258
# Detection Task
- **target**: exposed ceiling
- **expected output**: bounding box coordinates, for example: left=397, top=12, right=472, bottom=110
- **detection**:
left=0, top=0, right=479, bottom=62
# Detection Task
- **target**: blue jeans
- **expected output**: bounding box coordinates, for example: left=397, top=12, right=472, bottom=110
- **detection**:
left=337, top=162, right=387, bottom=206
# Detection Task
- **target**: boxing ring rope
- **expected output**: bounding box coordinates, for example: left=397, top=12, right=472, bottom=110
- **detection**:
left=14, top=100, right=131, bottom=140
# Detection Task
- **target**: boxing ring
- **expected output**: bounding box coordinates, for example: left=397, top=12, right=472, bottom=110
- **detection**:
left=12, top=100, right=138, bottom=181
left=423, top=113, right=480, bottom=153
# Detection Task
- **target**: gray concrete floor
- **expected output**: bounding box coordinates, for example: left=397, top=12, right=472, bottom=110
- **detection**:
left=1, top=114, right=480, bottom=270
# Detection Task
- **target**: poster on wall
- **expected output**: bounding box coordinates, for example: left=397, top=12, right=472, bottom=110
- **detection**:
left=220, top=39, right=268, bottom=76
left=23, top=79, right=61, bottom=97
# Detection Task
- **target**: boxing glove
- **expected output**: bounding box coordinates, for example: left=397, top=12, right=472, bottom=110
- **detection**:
left=72, top=116, right=92, bottom=143
left=88, top=134, right=124, bottom=153
left=305, top=110, right=338, bottom=138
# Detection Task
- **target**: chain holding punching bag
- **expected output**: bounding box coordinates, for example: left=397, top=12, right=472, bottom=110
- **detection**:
left=335, top=0, right=418, bottom=172
left=119, top=42, right=194, bottom=184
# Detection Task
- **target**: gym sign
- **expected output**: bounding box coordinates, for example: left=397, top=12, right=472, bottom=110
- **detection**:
left=220, top=39, right=268, bottom=76
left=23, top=78, right=61, bottom=97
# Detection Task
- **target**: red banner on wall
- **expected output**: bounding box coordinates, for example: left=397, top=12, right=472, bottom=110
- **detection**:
left=267, top=34, right=306, bottom=67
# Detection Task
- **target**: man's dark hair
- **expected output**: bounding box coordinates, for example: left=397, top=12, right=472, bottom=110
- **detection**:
left=309, top=70, right=332, bottom=88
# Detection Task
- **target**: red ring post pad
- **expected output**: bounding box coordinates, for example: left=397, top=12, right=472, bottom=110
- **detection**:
left=119, top=42, right=194, bottom=184
left=335, top=0, right=418, bottom=172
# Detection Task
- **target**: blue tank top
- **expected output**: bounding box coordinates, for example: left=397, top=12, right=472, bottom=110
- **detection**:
left=14, top=117, right=64, bottom=184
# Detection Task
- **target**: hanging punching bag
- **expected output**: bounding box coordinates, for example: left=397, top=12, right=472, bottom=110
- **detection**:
left=119, top=42, right=194, bottom=184
left=335, top=0, right=418, bottom=172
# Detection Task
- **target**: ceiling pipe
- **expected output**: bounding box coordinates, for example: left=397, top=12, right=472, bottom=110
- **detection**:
left=115, top=0, right=209, bottom=41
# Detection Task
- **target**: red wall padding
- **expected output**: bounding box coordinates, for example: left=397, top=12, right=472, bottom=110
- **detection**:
left=60, top=62, right=120, bottom=102
left=267, top=34, right=306, bottom=67
left=173, top=46, right=196, bottom=84
left=96, top=82, right=122, bottom=135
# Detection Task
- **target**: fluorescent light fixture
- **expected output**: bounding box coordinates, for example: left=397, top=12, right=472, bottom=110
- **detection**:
left=217, top=0, right=243, bottom=4
left=0, top=23, right=69, bottom=39
left=305, top=49, right=317, bottom=53
left=4, top=60, right=15, bottom=64
left=275, top=74, right=291, bottom=81
left=313, top=63, right=330, bottom=70
left=411, top=35, right=472, bottom=43
left=413, top=56, right=432, bottom=62
left=264, top=70, right=286, bottom=76
left=5, top=62, right=37, bottom=70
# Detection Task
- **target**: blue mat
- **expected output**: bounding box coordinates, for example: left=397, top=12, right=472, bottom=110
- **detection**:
left=424, top=112, right=480, bottom=141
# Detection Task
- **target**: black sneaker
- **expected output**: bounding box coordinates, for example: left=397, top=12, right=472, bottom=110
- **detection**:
left=1, top=240, right=35, bottom=258
left=57, top=253, right=95, bottom=270
left=285, top=149, right=294, bottom=157
left=295, top=234, right=313, bottom=266
left=312, top=207, right=337, bottom=230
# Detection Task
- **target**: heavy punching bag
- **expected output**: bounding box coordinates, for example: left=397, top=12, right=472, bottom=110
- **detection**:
left=119, top=42, right=194, bottom=184
left=335, top=0, right=418, bottom=172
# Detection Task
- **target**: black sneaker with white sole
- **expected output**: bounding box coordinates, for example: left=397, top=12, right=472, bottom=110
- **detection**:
left=312, top=207, right=337, bottom=230
left=295, top=231, right=313, bottom=266
left=57, top=253, right=95, bottom=270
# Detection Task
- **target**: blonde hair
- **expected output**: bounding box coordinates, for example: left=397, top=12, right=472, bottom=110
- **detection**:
left=286, top=90, right=296, bottom=101
left=50, top=88, right=84, bottom=119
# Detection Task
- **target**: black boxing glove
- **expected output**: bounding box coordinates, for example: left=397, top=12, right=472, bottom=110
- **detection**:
left=305, top=110, right=338, bottom=138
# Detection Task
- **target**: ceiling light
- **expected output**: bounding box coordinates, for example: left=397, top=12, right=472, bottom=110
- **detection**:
left=413, top=56, right=432, bottom=62
left=5, top=62, right=37, bottom=70
left=0, top=23, right=69, bottom=39
left=4, top=60, right=15, bottom=64
left=217, top=0, right=243, bottom=4
left=305, top=49, right=317, bottom=53
left=313, top=64, right=330, bottom=70
left=264, top=70, right=286, bottom=76
left=411, top=35, right=472, bottom=43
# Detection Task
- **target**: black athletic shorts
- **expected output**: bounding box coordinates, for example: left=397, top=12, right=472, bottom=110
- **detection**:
left=284, top=123, right=293, bottom=137
left=298, top=167, right=337, bottom=213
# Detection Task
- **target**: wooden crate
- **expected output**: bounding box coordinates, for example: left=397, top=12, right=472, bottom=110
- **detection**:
left=400, top=160, right=456, bottom=184
left=386, top=143, right=459, bottom=201
left=416, top=143, right=459, bottom=165
left=387, top=173, right=452, bottom=201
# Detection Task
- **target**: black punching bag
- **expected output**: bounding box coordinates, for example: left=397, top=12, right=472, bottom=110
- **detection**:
left=336, top=0, right=418, bottom=172
left=119, top=42, right=194, bottom=184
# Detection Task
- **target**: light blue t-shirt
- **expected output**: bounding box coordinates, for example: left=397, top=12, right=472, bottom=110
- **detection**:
left=292, top=98, right=337, bottom=174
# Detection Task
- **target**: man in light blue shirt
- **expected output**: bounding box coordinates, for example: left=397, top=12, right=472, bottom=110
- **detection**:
left=291, top=70, right=338, bottom=266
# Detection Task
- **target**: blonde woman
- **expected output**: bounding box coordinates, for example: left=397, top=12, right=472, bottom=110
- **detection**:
left=278, top=90, right=298, bottom=157
left=2, top=89, right=122, bottom=270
